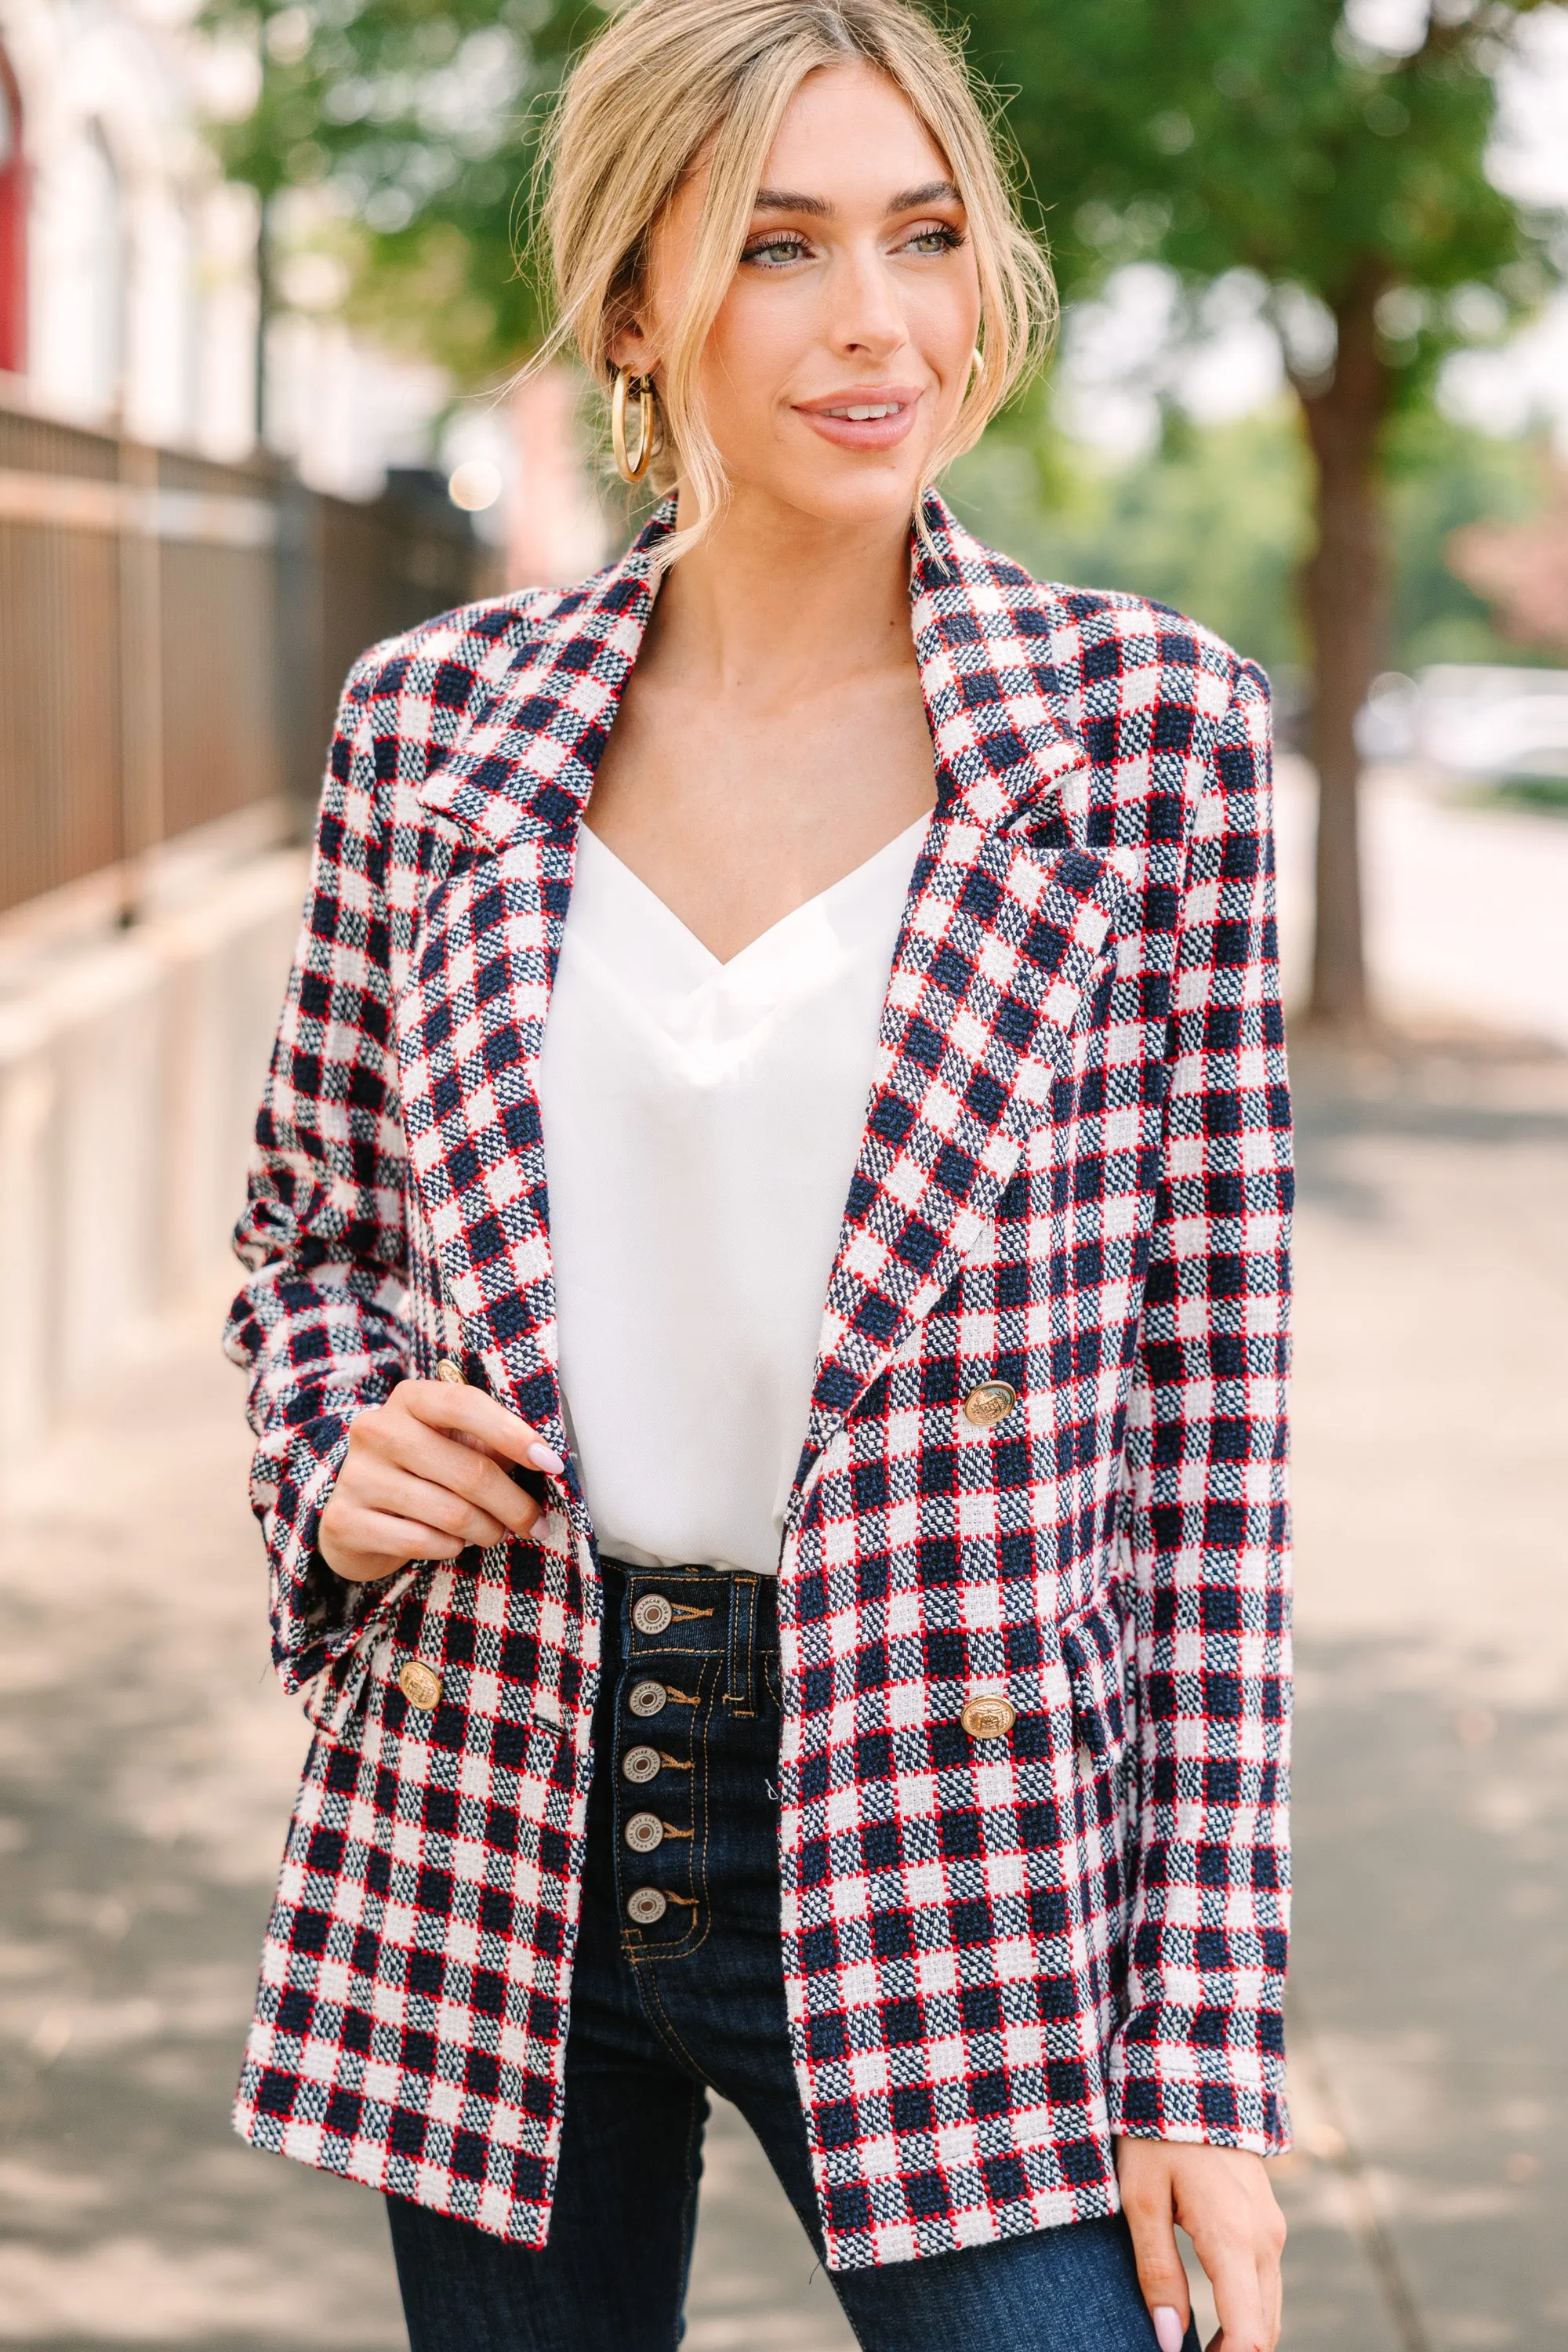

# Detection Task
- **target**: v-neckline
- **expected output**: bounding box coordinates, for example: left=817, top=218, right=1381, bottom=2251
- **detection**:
left=575, top=812, right=931, bottom=978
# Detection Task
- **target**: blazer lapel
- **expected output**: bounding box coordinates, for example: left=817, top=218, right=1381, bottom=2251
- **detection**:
left=394, top=519, right=669, bottom=1445
left=415, top=523, right=665, bottom=856
left=795, top=498, right=1136, bottom=1484
left=395, top=833, right=567, bottom=1439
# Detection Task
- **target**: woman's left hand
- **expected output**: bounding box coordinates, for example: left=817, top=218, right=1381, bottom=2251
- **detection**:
left=1115, top=2137, right=1286, bottom=2352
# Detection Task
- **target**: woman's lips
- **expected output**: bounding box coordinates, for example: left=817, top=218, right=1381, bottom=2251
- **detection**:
left=793, top=389, right=922, bottom=451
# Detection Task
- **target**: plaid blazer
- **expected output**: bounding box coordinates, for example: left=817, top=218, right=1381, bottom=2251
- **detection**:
left=227, top=492, right=1292, bottom=2270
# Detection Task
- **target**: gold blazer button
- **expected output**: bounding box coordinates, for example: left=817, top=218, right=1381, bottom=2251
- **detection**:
left=398, top=1660, right=443, bottom=1711
left=960, top=1693, right=1017, bottom=1741
left=962, top=1381, right=1018, bottom=1427
left=436, top=1358, right=466, bottom=1385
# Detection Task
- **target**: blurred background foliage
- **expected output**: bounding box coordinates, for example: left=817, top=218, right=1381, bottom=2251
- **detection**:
left=949, top=402, right=1553, bottom=677
left=201, top=0, right=592, bottom=376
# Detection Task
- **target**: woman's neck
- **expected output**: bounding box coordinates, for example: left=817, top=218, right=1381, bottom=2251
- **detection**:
left=644, top=488, right=919, bottom=706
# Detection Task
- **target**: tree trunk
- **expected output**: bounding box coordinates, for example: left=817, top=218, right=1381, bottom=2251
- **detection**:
left=1295, top=277, right=1391, bottom=1029
left=255, top=194, right=272, bottom=447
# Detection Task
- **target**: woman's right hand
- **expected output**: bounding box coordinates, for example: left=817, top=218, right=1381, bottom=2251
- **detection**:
left=318, top=1377, right=564, bottom=1584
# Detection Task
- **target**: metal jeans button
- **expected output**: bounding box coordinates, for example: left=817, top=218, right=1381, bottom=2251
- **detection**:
left=623, top=1812, right=664, bottom=1853
left=626, top=1887, right=667, bottom=1926
left=629, top=1681, right=667, bottom=1718
left=633, top=1594, right=673, bottom=1635
left=622, top=1744, right=662, bottom=1784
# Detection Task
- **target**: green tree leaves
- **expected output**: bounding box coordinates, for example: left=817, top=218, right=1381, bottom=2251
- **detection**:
left=202, top=0, right=610, bottom=377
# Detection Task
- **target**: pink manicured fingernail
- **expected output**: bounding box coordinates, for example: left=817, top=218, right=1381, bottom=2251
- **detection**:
left=527, top=1442, right=565, bottom=1474
left=1152, top=2310, right=1186, bottom=2352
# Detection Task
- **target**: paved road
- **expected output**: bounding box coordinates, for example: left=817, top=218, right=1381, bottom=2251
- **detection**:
left=0, top=1033, right=1563, bottom=2350
left=1273, top=757, right=1568, bottom=1054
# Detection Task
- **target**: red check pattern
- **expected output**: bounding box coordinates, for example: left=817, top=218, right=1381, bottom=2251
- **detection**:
left=227, top=493, right=1292, bottom=2268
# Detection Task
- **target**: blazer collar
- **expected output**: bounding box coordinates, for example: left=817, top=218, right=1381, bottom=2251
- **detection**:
left=906, top=491, right=1093, bottom=836
left=419, top=492, right=1094, bottom=851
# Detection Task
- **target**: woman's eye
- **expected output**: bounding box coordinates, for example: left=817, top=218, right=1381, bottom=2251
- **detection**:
left=901, top=223, right=964, bottom=256
left=743, top=234, right=811, bottom=267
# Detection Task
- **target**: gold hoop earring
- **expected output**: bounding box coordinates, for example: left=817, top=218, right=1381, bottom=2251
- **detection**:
left=612, top=368, right=656, bottom=483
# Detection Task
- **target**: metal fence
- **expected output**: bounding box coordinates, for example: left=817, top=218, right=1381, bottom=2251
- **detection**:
left=0, top=385, right=488, bottom=921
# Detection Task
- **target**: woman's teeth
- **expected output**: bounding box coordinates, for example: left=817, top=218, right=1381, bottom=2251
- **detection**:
left=823, top=403, right=902, bottom=419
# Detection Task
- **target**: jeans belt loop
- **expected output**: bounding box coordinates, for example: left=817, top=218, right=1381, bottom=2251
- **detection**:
left=726, top=1576, right=758, bottom=1716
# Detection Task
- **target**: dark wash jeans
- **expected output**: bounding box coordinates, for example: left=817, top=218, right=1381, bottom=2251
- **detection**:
left=387, top=1562, right=1197, bottom=2352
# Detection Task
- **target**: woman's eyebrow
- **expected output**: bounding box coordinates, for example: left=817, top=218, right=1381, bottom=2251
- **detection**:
left=886, top=180, right=962, bottom=212
left=752, top=187, right=831, bottom=216
left=750, top=178, right=963, bottom=220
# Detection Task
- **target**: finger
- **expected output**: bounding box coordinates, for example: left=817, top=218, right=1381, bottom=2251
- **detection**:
left=1264, top=2263, right=1283, bottom=2352
left=350, top=1464, right=524, bottom=1551
left=1260, top=2207, right=1286, bottom=2350
left=365, top=1421, right=543, bottom=1537
left=321, top=1515, right=469, bottom=1581
left=1202, top=2238, right=1267, bottom=2352
left=400, top=1380, right=564, bottom=1473
left=1119, top=2172, right=1190, bottom=2349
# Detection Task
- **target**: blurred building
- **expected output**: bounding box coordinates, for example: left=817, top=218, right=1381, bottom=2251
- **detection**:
left=0, top=0, right=257, bottom=453
left=0, top=0, right=468, bottom=499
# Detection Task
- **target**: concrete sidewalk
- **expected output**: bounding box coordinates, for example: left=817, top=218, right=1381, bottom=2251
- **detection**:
left=0, top=1034, right=1563, bottom=2350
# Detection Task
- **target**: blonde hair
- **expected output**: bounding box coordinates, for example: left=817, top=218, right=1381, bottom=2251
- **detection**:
left=531, top=0, right=1055, bottom=560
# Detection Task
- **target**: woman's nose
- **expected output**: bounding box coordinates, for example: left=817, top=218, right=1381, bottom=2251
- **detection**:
left=823, top=245, right=907, bottom=358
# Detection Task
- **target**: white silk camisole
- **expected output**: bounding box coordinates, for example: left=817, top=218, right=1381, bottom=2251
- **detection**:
left=535, top=812, right=927, bottom=1577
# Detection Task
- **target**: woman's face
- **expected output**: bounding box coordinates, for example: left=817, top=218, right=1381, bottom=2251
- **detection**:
left=612, top=60, right=982, bottom=538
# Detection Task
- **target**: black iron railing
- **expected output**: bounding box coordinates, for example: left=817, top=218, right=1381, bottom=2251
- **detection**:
left=0, top=382, right=488, bottom=920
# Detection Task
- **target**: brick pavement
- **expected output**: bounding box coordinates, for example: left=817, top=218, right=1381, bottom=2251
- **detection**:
left=0, top=1033, right=1563, bottom=2349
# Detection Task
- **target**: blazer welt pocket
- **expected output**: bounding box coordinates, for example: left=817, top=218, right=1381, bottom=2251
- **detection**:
left=967, top=839, right=1138, bottom=1092
left=1058, top=1585, right=1134, bottom=1768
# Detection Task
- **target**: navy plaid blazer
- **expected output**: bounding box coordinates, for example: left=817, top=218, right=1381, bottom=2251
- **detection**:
left=227, top=492, right=1293, bottom=2267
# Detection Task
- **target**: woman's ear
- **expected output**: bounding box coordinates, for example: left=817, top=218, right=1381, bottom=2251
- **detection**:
left=607, top=315, right=658, bottom=376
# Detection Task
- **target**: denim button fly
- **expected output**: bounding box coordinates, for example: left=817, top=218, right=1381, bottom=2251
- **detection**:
left=601, top=1565, right=780, bottom=1961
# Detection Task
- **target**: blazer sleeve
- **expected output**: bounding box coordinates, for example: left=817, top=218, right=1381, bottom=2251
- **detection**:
left=1107, top=658, right=1294, bottom=2157
left=224, top=652, right=414, bottom=1693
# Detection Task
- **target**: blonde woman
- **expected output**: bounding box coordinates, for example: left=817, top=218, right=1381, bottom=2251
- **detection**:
left=227, top=3, right=1293, bottom=2346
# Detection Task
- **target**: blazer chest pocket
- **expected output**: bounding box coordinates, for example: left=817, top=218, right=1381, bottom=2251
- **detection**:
left=1058, top=1584, right=1135, bottom=1785
left=985, top=837, right=1142, bottom=1081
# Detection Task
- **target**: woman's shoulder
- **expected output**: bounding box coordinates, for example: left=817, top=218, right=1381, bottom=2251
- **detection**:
left=335, top=578, right=587, bottom=727
left=936, top=509, right=1266, bottom=710
left=1044, top=578, right=1261, bottom=686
